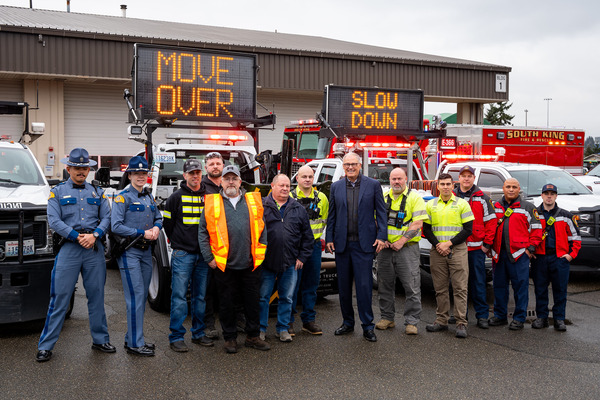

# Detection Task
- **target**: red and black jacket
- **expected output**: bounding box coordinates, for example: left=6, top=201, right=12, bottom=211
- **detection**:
left=454, top=185, right=497, bottom=251
left=534, top=203, right=581, bottom=259
left=491, top=196, right=542, bottom=263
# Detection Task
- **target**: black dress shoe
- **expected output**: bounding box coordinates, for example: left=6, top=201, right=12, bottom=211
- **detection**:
left=532, top=318, right=549, bottom=329
left=126, top=345, right=155, bottom=357
left=363, top=329, right=377, bottom=342
left=36, top=350, right=52, bottom=362
left=125, top=342, right=155, bottom=350
left=92, top=342, right=116, bottom=353
left=334, top=324, right=354, bottom=335
left=488, top=317, right=509, bottom=326
left=425, top=323, right=449, bottom=332
left=509, top=320, right=524, bottom=330
left=554, top=320, right=567, bottom=331
left=477, top=318, right=489, bottom=329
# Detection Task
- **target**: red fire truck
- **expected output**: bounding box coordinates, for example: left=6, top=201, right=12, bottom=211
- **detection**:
left=442, top=125, right=586, bottom=175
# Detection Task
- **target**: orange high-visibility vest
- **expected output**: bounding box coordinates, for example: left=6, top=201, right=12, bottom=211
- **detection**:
left=204, top=192, right=266, bottom=271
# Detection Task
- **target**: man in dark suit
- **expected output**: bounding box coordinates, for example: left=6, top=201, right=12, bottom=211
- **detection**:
left=326, top=152, right=387, bottom=342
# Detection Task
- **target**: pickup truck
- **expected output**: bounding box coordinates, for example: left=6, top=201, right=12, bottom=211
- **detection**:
left=435, top=161, right=600, bottom=272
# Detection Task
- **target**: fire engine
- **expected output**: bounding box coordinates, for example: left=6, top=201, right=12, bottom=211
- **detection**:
left=442, top=125, right=586, bottom=175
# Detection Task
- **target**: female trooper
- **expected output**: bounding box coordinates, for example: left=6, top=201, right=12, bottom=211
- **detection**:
left=111, top=156, right=162, bottom=356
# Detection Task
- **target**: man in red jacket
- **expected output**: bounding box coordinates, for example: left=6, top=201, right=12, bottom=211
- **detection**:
left=454, top=165, right=496, bottom=329
left=531, top=183, right=581, bottom=331
left=489, top=178, right=542, bottom=330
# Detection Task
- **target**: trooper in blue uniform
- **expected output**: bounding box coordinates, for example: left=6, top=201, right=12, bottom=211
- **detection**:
left=111, top=156, right=162, bottom=356
left=36, top=148, right=114, bottom=362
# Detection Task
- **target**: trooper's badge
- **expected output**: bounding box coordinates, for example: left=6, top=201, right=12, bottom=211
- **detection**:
left=115, top=195, right=125, bottom=203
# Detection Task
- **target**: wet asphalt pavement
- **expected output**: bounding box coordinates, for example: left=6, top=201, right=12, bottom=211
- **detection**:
left=1, top=269, right=599, bottom=400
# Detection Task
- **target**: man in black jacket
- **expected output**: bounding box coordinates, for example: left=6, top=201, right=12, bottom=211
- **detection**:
left=259, top=174, right=314, bottom=342
left=163, top=159, right=213, bottom=352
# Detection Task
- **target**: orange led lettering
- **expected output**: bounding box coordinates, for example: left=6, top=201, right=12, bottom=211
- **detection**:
left=375, top=92, right=386, bottom=109
left=216, top=89, right=233, bottom=117
left=157, top=85, right=176, bottom=115
left=352, top=91, right=363, bottom=108
left=363, top=92, right=375, bottom=109
left=177, top=53, right=196, bottom=83
left=176, top=86, right=196, bottom=116
left=157, top=51, right=177, bottom=82
left=197, top=55, right=215, bottom=84
left=196, top=88, right=214, bottom=117
left=216, top=57, right=234, bottom=85
left=387, top=92, right=398, bottom=109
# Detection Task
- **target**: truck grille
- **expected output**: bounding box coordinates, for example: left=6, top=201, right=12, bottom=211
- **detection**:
left=0, top=208, right=48, bottom=262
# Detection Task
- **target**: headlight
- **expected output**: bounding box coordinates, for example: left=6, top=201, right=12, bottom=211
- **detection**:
left=578, top=213, right=592, bottom=222
left=34, top=214, right=54, bottom=255
left=579, top=226, right=592, bottom=236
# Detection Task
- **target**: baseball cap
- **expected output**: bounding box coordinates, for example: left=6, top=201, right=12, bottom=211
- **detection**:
left=183, top=159, right=202, bottom=173
left=222, top=165, right=240, bottom=177
left=542, top=183, right=558, bottom=193
left=458, top=165, right=475, bottom=175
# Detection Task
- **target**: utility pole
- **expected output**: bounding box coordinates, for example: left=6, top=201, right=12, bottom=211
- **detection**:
left=544, top=98, right=552, bottom=127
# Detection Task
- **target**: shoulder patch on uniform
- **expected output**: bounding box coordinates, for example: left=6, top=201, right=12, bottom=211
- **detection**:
left=572, top=215, right=579, bottom=227
left=532, top=209, right=539, bottom=219
left=115, top=195, right=125, bottom=203
left=102, top=193, right=106, bottom=199
left=48, top=192, right=55, bottom=199
left=489, top=199, right=494, bottom=208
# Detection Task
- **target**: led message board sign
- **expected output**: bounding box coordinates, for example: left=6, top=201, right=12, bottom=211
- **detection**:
left=322, top=86, right=424, bottom=137
left=134, top=44, right=257, bottom=122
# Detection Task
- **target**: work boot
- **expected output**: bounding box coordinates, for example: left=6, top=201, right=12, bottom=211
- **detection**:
left=375, top=319, right=395, bottom=330
left=488, top=316, right=508, bottom=326
left=288, top=322, right=296, bottom=337
left=405, top=324, right=418, bottom=335
left=455, top=324, right=468, bottom=338
left=191, top=336, right=214, bottom=347
left=259, top=331, right=266, bottom=341
left=302, top=321, right=323, bottom=335
left=425, top=323, right=448, bottom=332
left=477, top=318, right=489, bottom=329
left=205, top=327, right=219, bottom=340
left=554, top=320, right=567, bottom=331
left=532, top=318, right=549, bottom=329
left=245, top=336, right=271, bottom=351
left=224, top=340, right=238, bottom=354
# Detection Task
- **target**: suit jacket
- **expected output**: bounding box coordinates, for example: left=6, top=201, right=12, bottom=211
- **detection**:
left=326, top=174, right=387, bottom=253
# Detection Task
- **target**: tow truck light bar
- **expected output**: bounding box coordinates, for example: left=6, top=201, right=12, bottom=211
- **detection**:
left=289, top=119, right=319, bottom=125
left=357, top=142, right=412, bottom=148
left=442, top=154, right=498, bottom=161
left=165, top=133, right=248, bottom=142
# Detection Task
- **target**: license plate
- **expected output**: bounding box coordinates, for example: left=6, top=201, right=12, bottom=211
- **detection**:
left=154, top=152, right=176, bottom=164
left=5, top=239, right=35, bottom=257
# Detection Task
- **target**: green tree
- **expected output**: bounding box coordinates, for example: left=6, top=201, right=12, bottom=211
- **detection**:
left=485, top=102, right=515, bottom=126
left=584, top=143, right=600, bottom=157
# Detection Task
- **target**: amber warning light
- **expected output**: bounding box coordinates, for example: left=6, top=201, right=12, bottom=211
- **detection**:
left=133, top=44, right=257, bottom=122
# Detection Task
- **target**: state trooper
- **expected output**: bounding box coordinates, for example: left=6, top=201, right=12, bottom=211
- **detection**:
left=36, top=148, right=114, bottom=362
left=111, top=156, right=163, bottom=356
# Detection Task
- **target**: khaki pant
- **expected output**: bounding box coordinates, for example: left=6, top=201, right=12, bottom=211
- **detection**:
left=429, top=242, right=469, bottom=325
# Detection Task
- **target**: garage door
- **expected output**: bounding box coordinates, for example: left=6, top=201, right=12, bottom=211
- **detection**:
left=0, top=79, right=24, bottom=141
left=257, top=90, right=322, bottom=152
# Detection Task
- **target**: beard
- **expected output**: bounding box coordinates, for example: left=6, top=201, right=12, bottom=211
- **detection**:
left=224, top=186, right=239, bottom=197
left=208, top=169, right=222, bottom=178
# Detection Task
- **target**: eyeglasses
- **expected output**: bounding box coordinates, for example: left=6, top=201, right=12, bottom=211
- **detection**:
left=343, top=163, right=360, bottom=168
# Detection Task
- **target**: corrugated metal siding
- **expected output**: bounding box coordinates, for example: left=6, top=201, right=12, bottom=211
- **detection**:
left=257, top=91, right=323, bottom=152
left=0, top=79, right=24, bottom=139
left=1, top=32, right=508, bottom=102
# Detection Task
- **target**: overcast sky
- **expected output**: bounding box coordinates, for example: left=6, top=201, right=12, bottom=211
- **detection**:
left=3, top=0, right=599, bottom=137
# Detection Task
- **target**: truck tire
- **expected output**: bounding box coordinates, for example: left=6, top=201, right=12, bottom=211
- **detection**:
left=147, top=235, right=171, bottom=313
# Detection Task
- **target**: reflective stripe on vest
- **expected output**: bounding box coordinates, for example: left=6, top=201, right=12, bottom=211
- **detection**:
left=429, top=197, right=466, bottom=242
left=204, top=192, right=266, bottom=271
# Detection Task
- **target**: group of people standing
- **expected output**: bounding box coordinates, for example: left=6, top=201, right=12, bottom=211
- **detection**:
left=35, top=147, right=581, bottom=362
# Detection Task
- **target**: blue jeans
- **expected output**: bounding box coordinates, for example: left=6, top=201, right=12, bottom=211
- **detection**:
left=169, top=250, right=210, bottom=343
left=468, top=249, right=489, bottom=320
left=291, top=240, right=321, bottom=324
left=259, top=266, right=298, bottom=333
left=493, top=250, right=530, bottom=322
left=531, top=253, right=570, bottom=320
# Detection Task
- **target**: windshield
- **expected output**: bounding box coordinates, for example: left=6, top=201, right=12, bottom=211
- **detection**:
left=0, top=147, right=45, bottom=186
left=588, top=164, right=600, bottom=177
left=284, top=131, right=331, bottom=160
left=157, top=149, right=255, bottom=184
left=510, top=169, right=591, bottom=196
